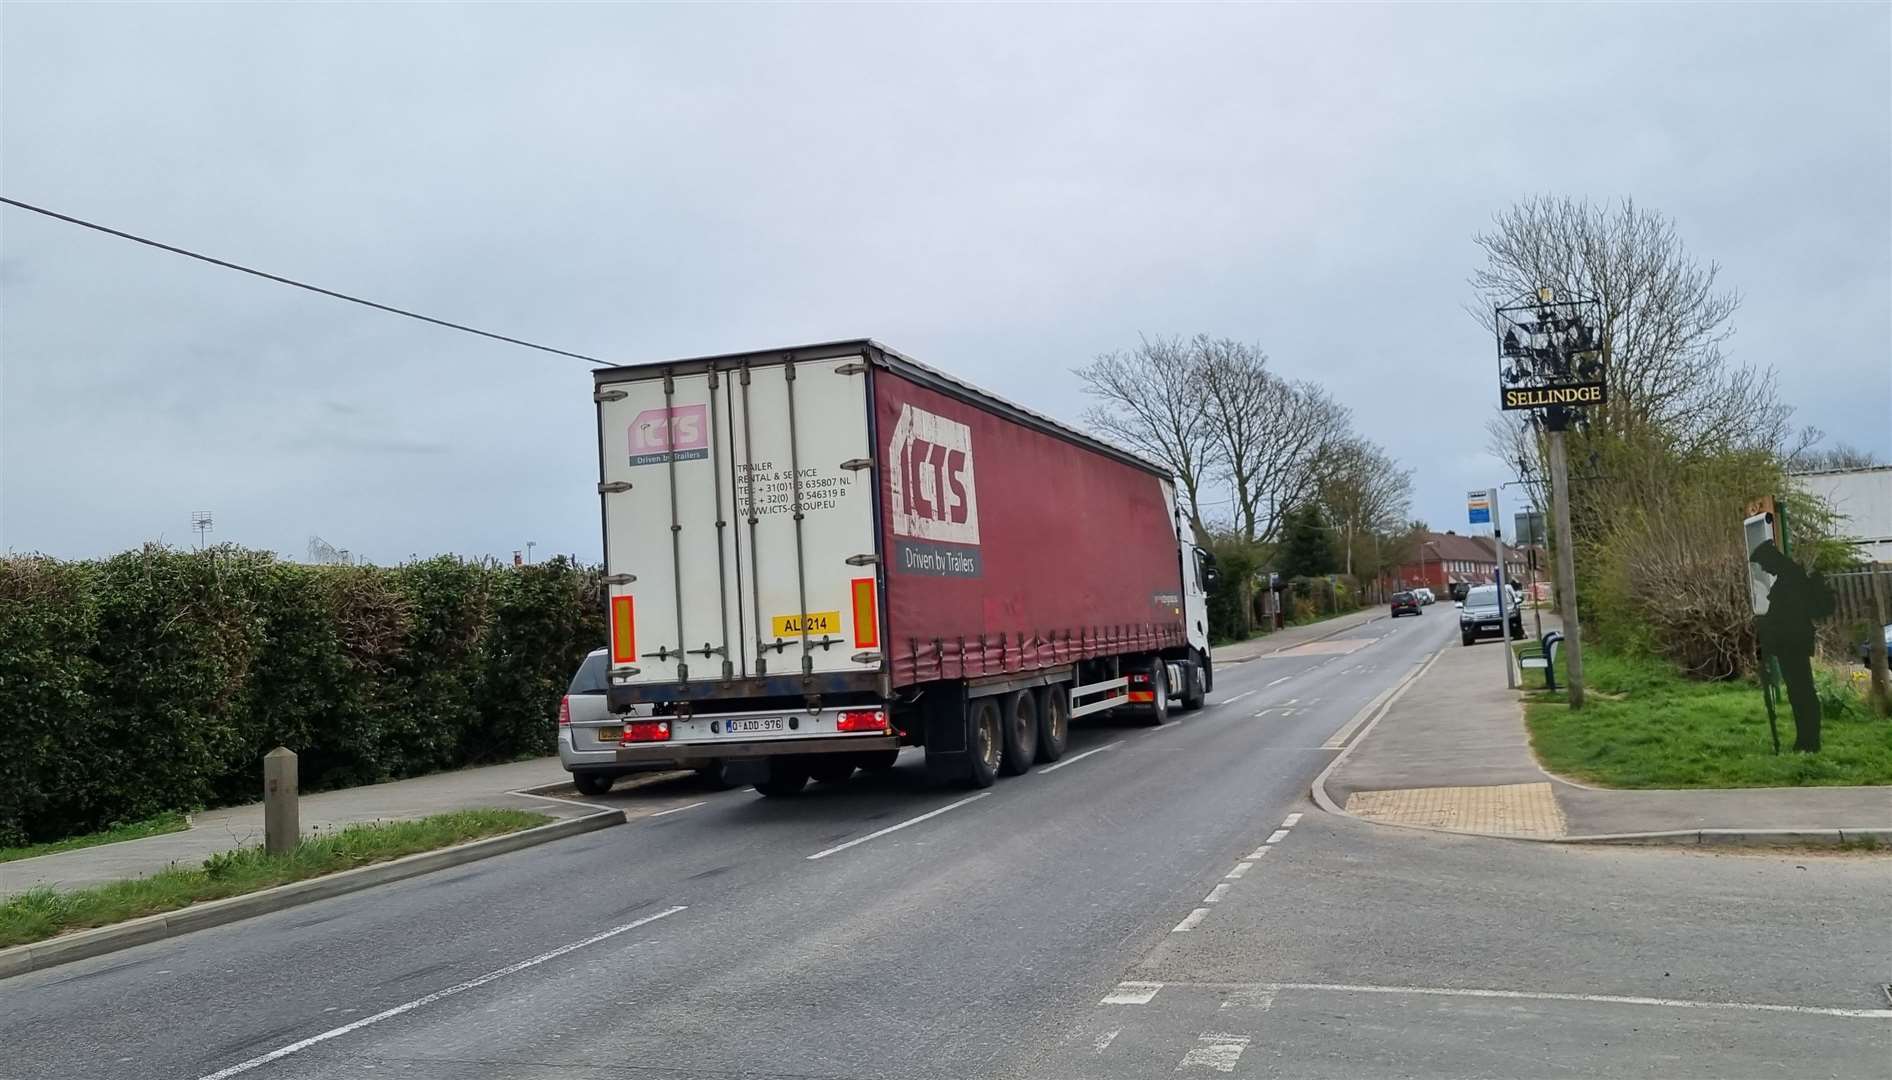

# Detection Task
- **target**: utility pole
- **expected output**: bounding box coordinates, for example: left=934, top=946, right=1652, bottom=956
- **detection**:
left=1544, top=419, right=1585, bottom=707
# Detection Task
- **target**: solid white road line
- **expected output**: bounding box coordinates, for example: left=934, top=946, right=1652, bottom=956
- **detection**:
left=1173, top=907, right=1212, bottom=932
left=1101, top=981, right=1165, bottom=1005
left=1143, top=722, right=1180, bottom=736
left=1266, top=676, right=1292, bottom=687
left=1221, top=988, right=1276, bottom=1011
left=1321, top=685, right=1395, bottom=749
left=1260, top=981, right=1892, bottom=1019
left=1040, top=740, right=1125, bottom=773
left=1265, top=829, right=1290, bottom=844
left=1178, top=1032, right=1251, bottom=1072
left=193, top=905, right=687, bottom=1080
left=1093, top=1028, right=1121, bottom=1053
left=1225, top=861, right=1253, bottom=879
left=805, top=793, right=992, bottom=860
left=648, top=801, right=707, bottom=817
left=1281, top=812, right=1303, bottom=828
left=1203, top=883, right=1233, bottom=903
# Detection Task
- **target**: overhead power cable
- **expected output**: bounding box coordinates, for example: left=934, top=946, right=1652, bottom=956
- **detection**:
left=0, top=196, right=612, bottom=367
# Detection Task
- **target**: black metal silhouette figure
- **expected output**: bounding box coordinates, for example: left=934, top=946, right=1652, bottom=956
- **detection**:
left=1750, top=541, right=1834, bottom=752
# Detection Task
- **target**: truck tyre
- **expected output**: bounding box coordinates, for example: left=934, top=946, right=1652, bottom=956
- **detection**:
left=1141, top=660, right=1171, bottom=726
left=572, top=772, right=614, bottom=796
left=857, top=749, right=900, bottom=771
left=965, top=698, right=1002, bottom=789
left=1199, top=649, right=1214, bottom=695
left=809, top=759, right=856, bottom=785
left=754, top=759, right=809, bottom=797
left=998, top=690, right=1038, bottom=776
left=1034, top=685, right=1069, bottom=763
left=695, top=763, right=735, bottom=790
left=1181, top=659, right=1207, bottom=712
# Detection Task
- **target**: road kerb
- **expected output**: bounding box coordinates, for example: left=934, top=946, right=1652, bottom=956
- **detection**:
left=0, top=809, right=623, bottom=981
left=1311, top=659, right=1891, bottom=851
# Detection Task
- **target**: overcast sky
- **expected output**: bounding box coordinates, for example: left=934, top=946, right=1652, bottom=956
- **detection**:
left=4, top=3, right=1887, bottom=564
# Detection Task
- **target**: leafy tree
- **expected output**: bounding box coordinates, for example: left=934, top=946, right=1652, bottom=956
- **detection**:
left=1275, top=505, right=1336, bottom=579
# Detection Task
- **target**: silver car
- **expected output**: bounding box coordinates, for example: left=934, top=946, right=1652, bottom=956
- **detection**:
left=558, top=648, right=731, bottom=795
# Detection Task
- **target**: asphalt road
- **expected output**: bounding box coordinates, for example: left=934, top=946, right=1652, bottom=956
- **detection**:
left=6, top=607, right=1888, bottom=1080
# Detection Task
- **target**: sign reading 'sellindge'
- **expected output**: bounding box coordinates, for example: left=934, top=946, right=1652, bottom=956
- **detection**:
left=1501, top=382, right=1607, bottom=411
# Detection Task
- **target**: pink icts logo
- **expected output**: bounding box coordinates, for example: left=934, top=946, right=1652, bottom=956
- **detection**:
left=628, top=405, right=710, bottom=466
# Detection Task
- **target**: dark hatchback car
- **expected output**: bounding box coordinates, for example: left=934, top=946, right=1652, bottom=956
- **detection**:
left=1459, top=584, right=1523, bottom=646
left=1390, top=591, right=1422, bottom=617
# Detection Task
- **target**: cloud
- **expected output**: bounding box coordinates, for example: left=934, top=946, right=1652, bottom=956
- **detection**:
left=2, top=3, right=1886, bottom=562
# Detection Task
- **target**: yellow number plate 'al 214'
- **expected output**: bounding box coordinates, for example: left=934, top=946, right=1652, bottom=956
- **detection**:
left=772, top=611, right=842, bottom=637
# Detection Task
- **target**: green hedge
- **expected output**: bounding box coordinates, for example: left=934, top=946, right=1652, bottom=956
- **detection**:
left=0, top=546, right=604, bottom=847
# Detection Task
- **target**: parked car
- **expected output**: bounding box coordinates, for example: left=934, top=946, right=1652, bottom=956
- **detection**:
left=559, top=648, right=732, bottom=795
left=1459, top=585, right=1523, bottom=646
left=1414, top=587, right=1436, bottom=605
left=1861, top=623, right=1892, bottom=668
left=1390, top=591, right=1422, bottom=617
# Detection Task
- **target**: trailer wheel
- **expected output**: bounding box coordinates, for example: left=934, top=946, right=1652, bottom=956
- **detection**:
left=1141, top=660, right=1171, bottom=726
left=809, top=759, right=856, bottom=785
left=965, top=698, right=1002, bottom=788
left=1034, top=685, right=1069, bottom=763
left=856, top=749, right=900, bottom=771
left=754, top=759, right=809, bottom=797
left=1198, top=649, right=1214, bottom=694
left=695, top=763, right=735, bottom=790
left=998, top=690, right=1038, bottom=776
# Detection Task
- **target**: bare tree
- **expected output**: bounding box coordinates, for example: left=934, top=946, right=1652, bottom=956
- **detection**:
left=1243, top=380, right=1354, bottom=543
left=1790, top=440, right=1884, bottom=472
left=1318, top=437, right=1414, bottom=576
left=1194, top=336, right=1274, bottom=541
left=1074, top=336, right=1219, bottom=539
left=1470, top=197, right=1794, bottom=458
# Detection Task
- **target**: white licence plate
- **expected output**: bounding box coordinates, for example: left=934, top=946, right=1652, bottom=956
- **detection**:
left=726, top=717, right=786, bottom=734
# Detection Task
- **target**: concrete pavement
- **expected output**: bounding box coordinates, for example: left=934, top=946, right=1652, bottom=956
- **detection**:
left=1324, top=628, right=1892, bottom=841
left=1, top=757, right=594, bottom=895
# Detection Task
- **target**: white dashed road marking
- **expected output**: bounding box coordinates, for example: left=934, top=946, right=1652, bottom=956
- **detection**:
left=1266, top=676, right=1291, bottom=687
left=1264, top=829, right=1290, bottom=844
left=193, top=906, right=688, bottom=1080
left=1219, top=690, right=1256, bottom=705
left=1173, top=907, right=1211, bottom=932
left=1221, top=988, right=1276, bottom=1011
left=1252, top=708, right=1275, bottom=718
left=1225, top=862, right=1253, bottom=879
left=806, top=793, right=991, bottom=860
left=1101, top=981, right=1165, bottom=1005
left=1040, top=740, right=1124, bottom=773
left=1245, top=847, right=1272, bottom=859
left=649, top=801, right=706, bottom=817
left=1281, top=812, right=1302, bottom=828
left=1093, top=1028, right=1120, bottom=1053
left=1203, top=883, right=1232, bottom=903
left=1178, top=1032, right=1251, bottom=1072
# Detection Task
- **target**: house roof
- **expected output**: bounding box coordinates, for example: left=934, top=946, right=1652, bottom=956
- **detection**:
left=1414, top=531, right=1528, bottom=564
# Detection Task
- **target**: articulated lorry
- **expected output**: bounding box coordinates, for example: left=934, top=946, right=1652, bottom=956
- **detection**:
left=592, top=340, right=1217, bottom=796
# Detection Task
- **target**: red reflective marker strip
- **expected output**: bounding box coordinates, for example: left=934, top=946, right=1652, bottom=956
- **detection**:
left=851, top=577, right=878, bottom=649
left=611, top=595, right=637, bottom=664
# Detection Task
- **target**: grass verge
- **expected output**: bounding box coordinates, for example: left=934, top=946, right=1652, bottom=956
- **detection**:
left=0, top=808, right=549, bottom=948
left=0, top=812, right=191, bottom=864
left=1525, top=648, right=1892, bottom=788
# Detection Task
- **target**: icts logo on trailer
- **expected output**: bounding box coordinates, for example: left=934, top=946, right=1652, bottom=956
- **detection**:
left=888, top=404, right=982, bottom=577
left=627, top=405, right=709, bottom=467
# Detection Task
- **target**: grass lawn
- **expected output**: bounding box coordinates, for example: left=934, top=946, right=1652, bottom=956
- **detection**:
left=1525, top=648, right=1892, bottom=788
left=0, top=812, right=191, bottom=864
left=0, top=808, right=548, bottom=948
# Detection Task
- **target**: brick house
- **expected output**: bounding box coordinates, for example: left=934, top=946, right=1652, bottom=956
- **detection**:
left=1394, top=530, right=1534, bottom=601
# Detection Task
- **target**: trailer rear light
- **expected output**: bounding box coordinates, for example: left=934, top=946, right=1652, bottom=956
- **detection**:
left=559, top=695, right=572, bottom=726
left=624, top=720, right=671, bottom=743
left=836, top=709, right=888, bottom=733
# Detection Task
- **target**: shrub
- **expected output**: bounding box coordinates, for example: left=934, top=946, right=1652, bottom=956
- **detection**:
left=0, top=546, right=603, bottom=846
